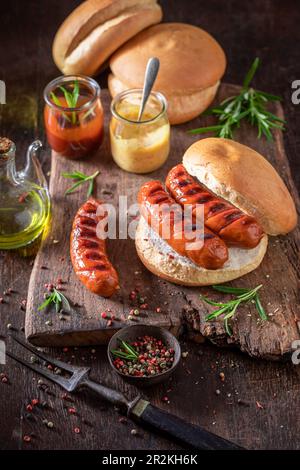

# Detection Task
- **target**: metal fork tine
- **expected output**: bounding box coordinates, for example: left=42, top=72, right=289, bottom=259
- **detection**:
left=6, top=350, right=71, bottom=390
left=10, top=334, right=79, bottom=373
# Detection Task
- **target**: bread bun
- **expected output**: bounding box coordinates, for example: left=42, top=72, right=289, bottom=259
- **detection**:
left=183, top=138, right=297, bottom=235
left=52, top=0, right=162, bottom=76
left=109, top=23, right=226, bottom=124
left=136, top=217, right=268, bottom=286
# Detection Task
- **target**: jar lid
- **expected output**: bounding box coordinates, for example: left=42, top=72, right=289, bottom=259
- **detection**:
left=0, top=137, right=13, bottom=155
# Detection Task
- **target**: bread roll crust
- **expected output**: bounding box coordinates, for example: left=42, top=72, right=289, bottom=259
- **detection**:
left=52, top=0, right=162, bottom=75
left=183, top=138, right=297, bottom=235
left=109, top=23, right=226, bottom=92
left=135, top=218, right=268, bottom=286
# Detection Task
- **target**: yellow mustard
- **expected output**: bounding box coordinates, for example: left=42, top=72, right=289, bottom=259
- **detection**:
left=110, top=90, right=170, bottom=174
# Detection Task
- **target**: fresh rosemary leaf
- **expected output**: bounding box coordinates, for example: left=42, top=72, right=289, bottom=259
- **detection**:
left=63, top=170, right=100, bottom=197
left=187, top=125, right=223, bottom=135
left=38, top=288, right=71, bottom=313
left=255, top=295, right=268, bottom=321
left=188, top=58, right=285, bottom=140
left=212, top=285, right=249, bottom=295
left=50, top=92, right=71, bottom=123
left=203, top=284, right=267, bottom=335
left=224, top=318, right=232, bottom=336
left=111, top=350, right=137, bottom=360
left=37, top=294, right=54, bottom=311
left=121, top=340, right=138, bottom=358
left=65, top=180, right=86, bottom=195
left=72, top=80, right=79, bottom=108
left=50, top=92, right=63, bottom=107
left=200, top=295, right=226, bottom=307
left=86, top=179, right=94, bottom=198
left=243, top=57, right=260, bottom=88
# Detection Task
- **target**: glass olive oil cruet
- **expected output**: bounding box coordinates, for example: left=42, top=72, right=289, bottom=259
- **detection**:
left=0, top=137, right=51, bottom=255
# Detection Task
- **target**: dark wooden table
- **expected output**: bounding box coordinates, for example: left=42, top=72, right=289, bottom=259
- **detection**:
left=0, top=0, right=300, bottom=450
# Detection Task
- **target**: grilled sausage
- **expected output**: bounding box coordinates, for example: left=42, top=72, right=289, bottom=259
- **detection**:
left=70, top=198, right=119, bottom=297
left=166, top=164, right=263, bottom=248
left=138, top=181, right=228, bottom=269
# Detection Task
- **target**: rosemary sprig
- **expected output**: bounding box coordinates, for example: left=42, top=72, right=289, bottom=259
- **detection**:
left=38, top=288, right=71, bottom=313
left=111, top=340, right=139, bottom=361
left=188, top=58, right=285, bottom=141
left=201, top=284, right=268, bottom=336
left=51, top=80, right=80, bottom=125
left=62, top=170, right=100, bottom=197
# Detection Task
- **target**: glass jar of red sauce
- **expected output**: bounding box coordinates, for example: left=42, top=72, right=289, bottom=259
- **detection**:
left=43, top=75, right=104, bottom=159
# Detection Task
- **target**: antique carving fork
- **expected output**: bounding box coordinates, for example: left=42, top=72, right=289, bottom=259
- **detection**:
left=6, top=334, right=243, bottom=450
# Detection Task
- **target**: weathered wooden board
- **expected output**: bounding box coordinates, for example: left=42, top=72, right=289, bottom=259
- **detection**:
left=25, top=86, right=300, bottom=359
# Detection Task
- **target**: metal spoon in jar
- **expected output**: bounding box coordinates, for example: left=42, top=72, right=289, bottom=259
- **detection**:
left=137, top=57, right=160, bottom=122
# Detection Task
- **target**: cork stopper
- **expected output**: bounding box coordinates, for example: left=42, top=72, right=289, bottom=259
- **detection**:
left=0, top=137, right=13, bottom=155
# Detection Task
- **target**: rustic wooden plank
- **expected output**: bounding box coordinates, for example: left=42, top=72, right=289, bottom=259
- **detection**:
left=26, top=85, right=300, bottom=359
left=25, top=89, right=184, bottom=347
left=2, top=0, right=300, bottom=452
left=182, top=85, right=300, bottom=360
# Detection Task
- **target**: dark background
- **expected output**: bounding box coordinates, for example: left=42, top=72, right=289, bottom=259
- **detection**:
left=0, top=0, right=300, bottom=450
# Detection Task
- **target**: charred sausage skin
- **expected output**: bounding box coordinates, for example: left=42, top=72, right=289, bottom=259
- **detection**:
left=138, top=181, right=228, bottom=270
left=166, top=164, right=263, bottom=248
left=70, top=198, right=119, bottom=297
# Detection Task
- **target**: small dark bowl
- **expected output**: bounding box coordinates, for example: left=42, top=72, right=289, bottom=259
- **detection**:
left=107, top=324, right=181, bottom=387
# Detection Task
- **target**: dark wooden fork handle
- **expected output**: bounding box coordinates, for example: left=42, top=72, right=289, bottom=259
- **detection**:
left=134, top=403, right=244, bottom=450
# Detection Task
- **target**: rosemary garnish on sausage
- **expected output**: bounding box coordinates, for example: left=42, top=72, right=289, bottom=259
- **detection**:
left=188, top=58, right=285, bottom=140
left=201, top=284, right=268, bottom=335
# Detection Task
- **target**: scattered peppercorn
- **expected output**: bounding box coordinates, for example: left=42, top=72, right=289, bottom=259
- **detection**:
left=23, top=435, right=31, bottom=443
left=219, top=372, right=225, bottom=382
left=74, top=427, right=80, bottom=434
left=119, top=417, right=127, bottom=424
left=1, top=373, right=8, bottom=384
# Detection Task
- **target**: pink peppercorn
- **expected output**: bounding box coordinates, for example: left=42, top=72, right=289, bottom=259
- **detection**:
left=101, top=312, right=107, bottom=319
left=74, top=427, right=80, bottom=434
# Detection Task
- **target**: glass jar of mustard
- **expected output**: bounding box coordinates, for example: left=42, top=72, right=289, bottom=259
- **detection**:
left=110, top=89, right=170, bottom=173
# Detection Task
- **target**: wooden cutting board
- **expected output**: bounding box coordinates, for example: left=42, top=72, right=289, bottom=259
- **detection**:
left=25, top=86, right=300, bottom=360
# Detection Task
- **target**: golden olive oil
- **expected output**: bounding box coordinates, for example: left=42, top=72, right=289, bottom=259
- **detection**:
left=0, top=189, right=50, bottom=254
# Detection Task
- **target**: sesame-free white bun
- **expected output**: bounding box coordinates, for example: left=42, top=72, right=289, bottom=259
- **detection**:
left=183, top=138, right=297, bottom=236
left=52, top=0, right=162, bottom=76
left=135, top=217, right=268, bottom=286
left=109, top=23, right=226, bottom=124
